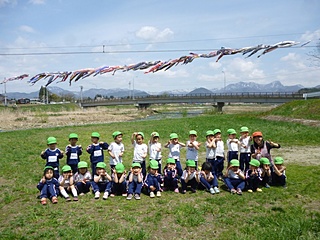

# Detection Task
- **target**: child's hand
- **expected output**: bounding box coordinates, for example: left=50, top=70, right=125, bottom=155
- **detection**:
left=99, top=141, right=104, bottom=145
left=41, top=151, right=45, bottom=155
left=119, top=152, right=123, bottom=157
left=112, top=169, right=116, bottom=174
left=78, top=145, right=82, bottom=148
left=150, top=186, right=156, bottom=191
left=41, top=176, right=46, bottom=183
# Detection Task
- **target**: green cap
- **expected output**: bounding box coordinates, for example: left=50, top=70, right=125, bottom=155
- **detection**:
left=206, top=130, right=214, bottom=136
left=249, top=159, right=260, bottom=167
left=151, top=132, right=160, bottom=137
left=274, top=157, right=284, bottom=165
left=213, top=129, right=221, bottom=135
left=149, top=160, right=159, bottom=169
left=186, top=160, right=196, bottom=167
left=78, top=161, right=88, bottom=168
left=112, top=131, right=122, bottom=139
left=43, top=166, right=54, bottom=171
left=170, top=133, right=178, bottom=139
left=132, top=162, right=141, bottom=168
left=189, top=130, right=197, bottom=136
left=230, top=159, right=240, bottom=167
left=47, top=137, right=57, bottom=145
left=91, top=132, right=100, bottom=138
left=96, top=162, right=107, bottom=169
left=68, top=133, right=78, bottom=139
left=62, top=165, right=72, bottom=172
left=227, top=129, right=237, bottom=135
left=115, top=163, right=125, bottom=173
left=260, top=157, right=270, bottom=165
left=240, top=127, right=249, bottom=133
left=137, top=132, right=144, bottom=139
left=166, top=158, right=175, bottom=164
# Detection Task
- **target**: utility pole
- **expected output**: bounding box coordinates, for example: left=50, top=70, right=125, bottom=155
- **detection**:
left=80, top=85, right=83, bottom=103
left=132, top=77, right=135, bottom=100
left=46, top=87, right=49, bottom=104
left=128, top=81, right=131, bottom=99
left=4, top=80, right=7, bottom=106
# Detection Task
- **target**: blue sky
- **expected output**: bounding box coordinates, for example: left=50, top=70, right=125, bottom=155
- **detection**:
left=0, top=0, right=320, bottom=94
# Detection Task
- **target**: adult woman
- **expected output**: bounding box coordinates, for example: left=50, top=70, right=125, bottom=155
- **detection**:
left=250, top=131, right=280, bottom=164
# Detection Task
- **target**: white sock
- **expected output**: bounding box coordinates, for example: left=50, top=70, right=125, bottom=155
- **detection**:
left=60, top=188, right=69, bottom=198
left=71, top=188, right=78, bottom=197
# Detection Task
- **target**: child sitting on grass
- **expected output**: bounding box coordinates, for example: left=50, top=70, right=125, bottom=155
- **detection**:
left=37, top=166, right=59, bottom=205
left=181, top=160, right=199, bottom=194
left=74, top=161, right=92, bottom=195
left=245, top=159, right=263, bottom=193
left=260, top=157, right=271, bottom=188
left=163, top=158, right=179, bottom=193
left=271, top=156, right=287, bottom=188
left=111, top=163, right=127, bottom=197
left=198, top=162, right=220, bottom=195
left=145, top=160, right=163, bottom=198
left=224, top=159, right=245, bottom=195
left=127, top=163, right=143, bottom=200
left=91, top=162, right=112, bottom=200
left=58, top=165, right=78, bottom=201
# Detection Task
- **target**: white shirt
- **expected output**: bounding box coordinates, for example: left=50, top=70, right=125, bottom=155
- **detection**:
left=108, top=142, right=124, bottom=165
left=166, top=143, right=182, bottom=160
left=181, top=170, right=196, bottom=181
left=239, top=136, right=251, bottom=153
left=206, top=141, right=215, bottom=159
left=149, top=142, right=162, bottom=160
left=227, top=138, right=239, bottom=151
left=186, top=140, right=199, bottom=161
left=215, top=140, right=225, bottom=157
left=133, top=141, right=148, bottom=162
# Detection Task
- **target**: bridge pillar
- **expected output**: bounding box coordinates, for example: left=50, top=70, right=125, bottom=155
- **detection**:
left=135, top=103, right=151, bottom=110
left=216, top=102, right=225, bottom=112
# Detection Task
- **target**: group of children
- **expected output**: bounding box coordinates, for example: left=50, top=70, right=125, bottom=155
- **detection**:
left=37, top=128, right=287, bottom=204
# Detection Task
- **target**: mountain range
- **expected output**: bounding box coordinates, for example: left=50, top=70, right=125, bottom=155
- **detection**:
left=3, top=81, right=307, bottom=99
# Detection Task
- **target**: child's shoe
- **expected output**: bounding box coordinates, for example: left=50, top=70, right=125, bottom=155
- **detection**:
left=156, top=191, right=161, bottom=197
left=51, top=196, right=58, bottom=204
left=256, top=188, right=263, bottom=192
left=110, top=193, right=115, bottom=197
left=122, top=193, right=127, bottom=197
left=214, top=187, right=220, bottom=194
left=174, top=188, right=179, bottom=193
left=230, top=189, right=237, bottom=194
left=103, top=192, right=109, bottom=200
left=236, top=188, right=242, bottom=195
left=209, top=188, right=215, bottom=194
left=73, top=197, right=78, bottom=201
left=126, top=194, right=133, bottom=200
left=265, top=183, right=271, bottom=188
left=94, top=191, right=100, bottom=199
left=182, top=190, right=187, bottom=194
left=191, top=188, right=197, bottom=193
left=79, top=193, right=85, bottom=196
left=247, top=189, right=253, bottom=193
left=134, top=194, right=141, bottom=200
left=66, top=197, right=71, bottom=202
left=40, top=198, right=47, bottom=205
left=150, top=192, right=155, bottom=198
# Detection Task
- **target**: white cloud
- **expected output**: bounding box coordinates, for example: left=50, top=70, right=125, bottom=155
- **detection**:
left=300, top=29, right=320, bottom=42
left=135, top=26, right=174, bottom=42
left=19, top=25, right=35, bottom=33
left=28, top=0, right=45, bottom=5
left=0, top=0, right=16, bottom=7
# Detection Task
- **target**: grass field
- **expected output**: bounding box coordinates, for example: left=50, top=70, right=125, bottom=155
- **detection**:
left=0, top=100, right=320, bottom=239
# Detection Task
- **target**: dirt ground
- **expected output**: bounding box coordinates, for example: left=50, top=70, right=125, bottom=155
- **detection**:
left=0, top=105, right=319, bottom=165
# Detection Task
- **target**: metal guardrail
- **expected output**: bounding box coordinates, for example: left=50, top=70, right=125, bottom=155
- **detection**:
left=303, top=91, right=320, bottom=99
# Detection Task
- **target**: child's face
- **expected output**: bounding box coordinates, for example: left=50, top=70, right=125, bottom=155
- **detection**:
left=69, top=138, right=78, bottom=146
left=172, top=138, right=179, bottom=144
left=91, top=137, right=99, bottom=144
left=229, top=134, right=236, bottom=139
left=262, top=164, right=270, bottom=170
left=152, top=136, right=159, bottom=143
left=231, top=166, right=239, bottom=172
left=188, top=167, right=196, bottom=173
left=241, top=132, right=249, bottom=137
left=132, top=167, right=141, bottom=174
left=253, top=136, right=263, bottom=145
left=214, top=133, right=221, bottom=139
left=115, top=135, right=123, bottom=143
left=63, top=171, right=72, bottom=178
left=45, top=169, right=54, bottom=179
left=96, top=168, right=105, bottom=175
left=207, top=135, right=214, bottom=140
left=48, top=143, right=57, bottom=150
left=150, top=168, right=157, bottom=174
left=275, top=164, right=283, bottom=169
left=136, top=135, right=144, bottom=144
left=167, top=163, right=176, bottom=170
left=79, top=168, right=87, bottom=174
left=204, top=169, right=210, bottom=175
left=249, top=165, right=257, bottom=171
left=189, top=134, right=197, bottom=141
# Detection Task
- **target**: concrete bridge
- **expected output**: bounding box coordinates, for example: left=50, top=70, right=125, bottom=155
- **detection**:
left=80, top=92, right=303, bottom=111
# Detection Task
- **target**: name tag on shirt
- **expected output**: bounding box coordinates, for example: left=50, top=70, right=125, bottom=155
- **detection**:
left=48, top=156, right=57, bottom=162
left=94, top=150, right=102, bottom=157
left=70, top=153, right=78, bottom=159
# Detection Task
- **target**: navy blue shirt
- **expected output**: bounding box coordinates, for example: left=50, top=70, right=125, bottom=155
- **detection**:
left=65, top=145, right=83, bottom=165
left=41, top=148, right=63, bottom=168
left=86, top=142, right=109, bottom=164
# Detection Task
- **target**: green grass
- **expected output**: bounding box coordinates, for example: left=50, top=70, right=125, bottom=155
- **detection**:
left=0, top=101, right=320, bottom=239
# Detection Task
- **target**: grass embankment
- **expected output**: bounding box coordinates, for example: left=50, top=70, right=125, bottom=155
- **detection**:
left=0, top=100, right=320, bottom=239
